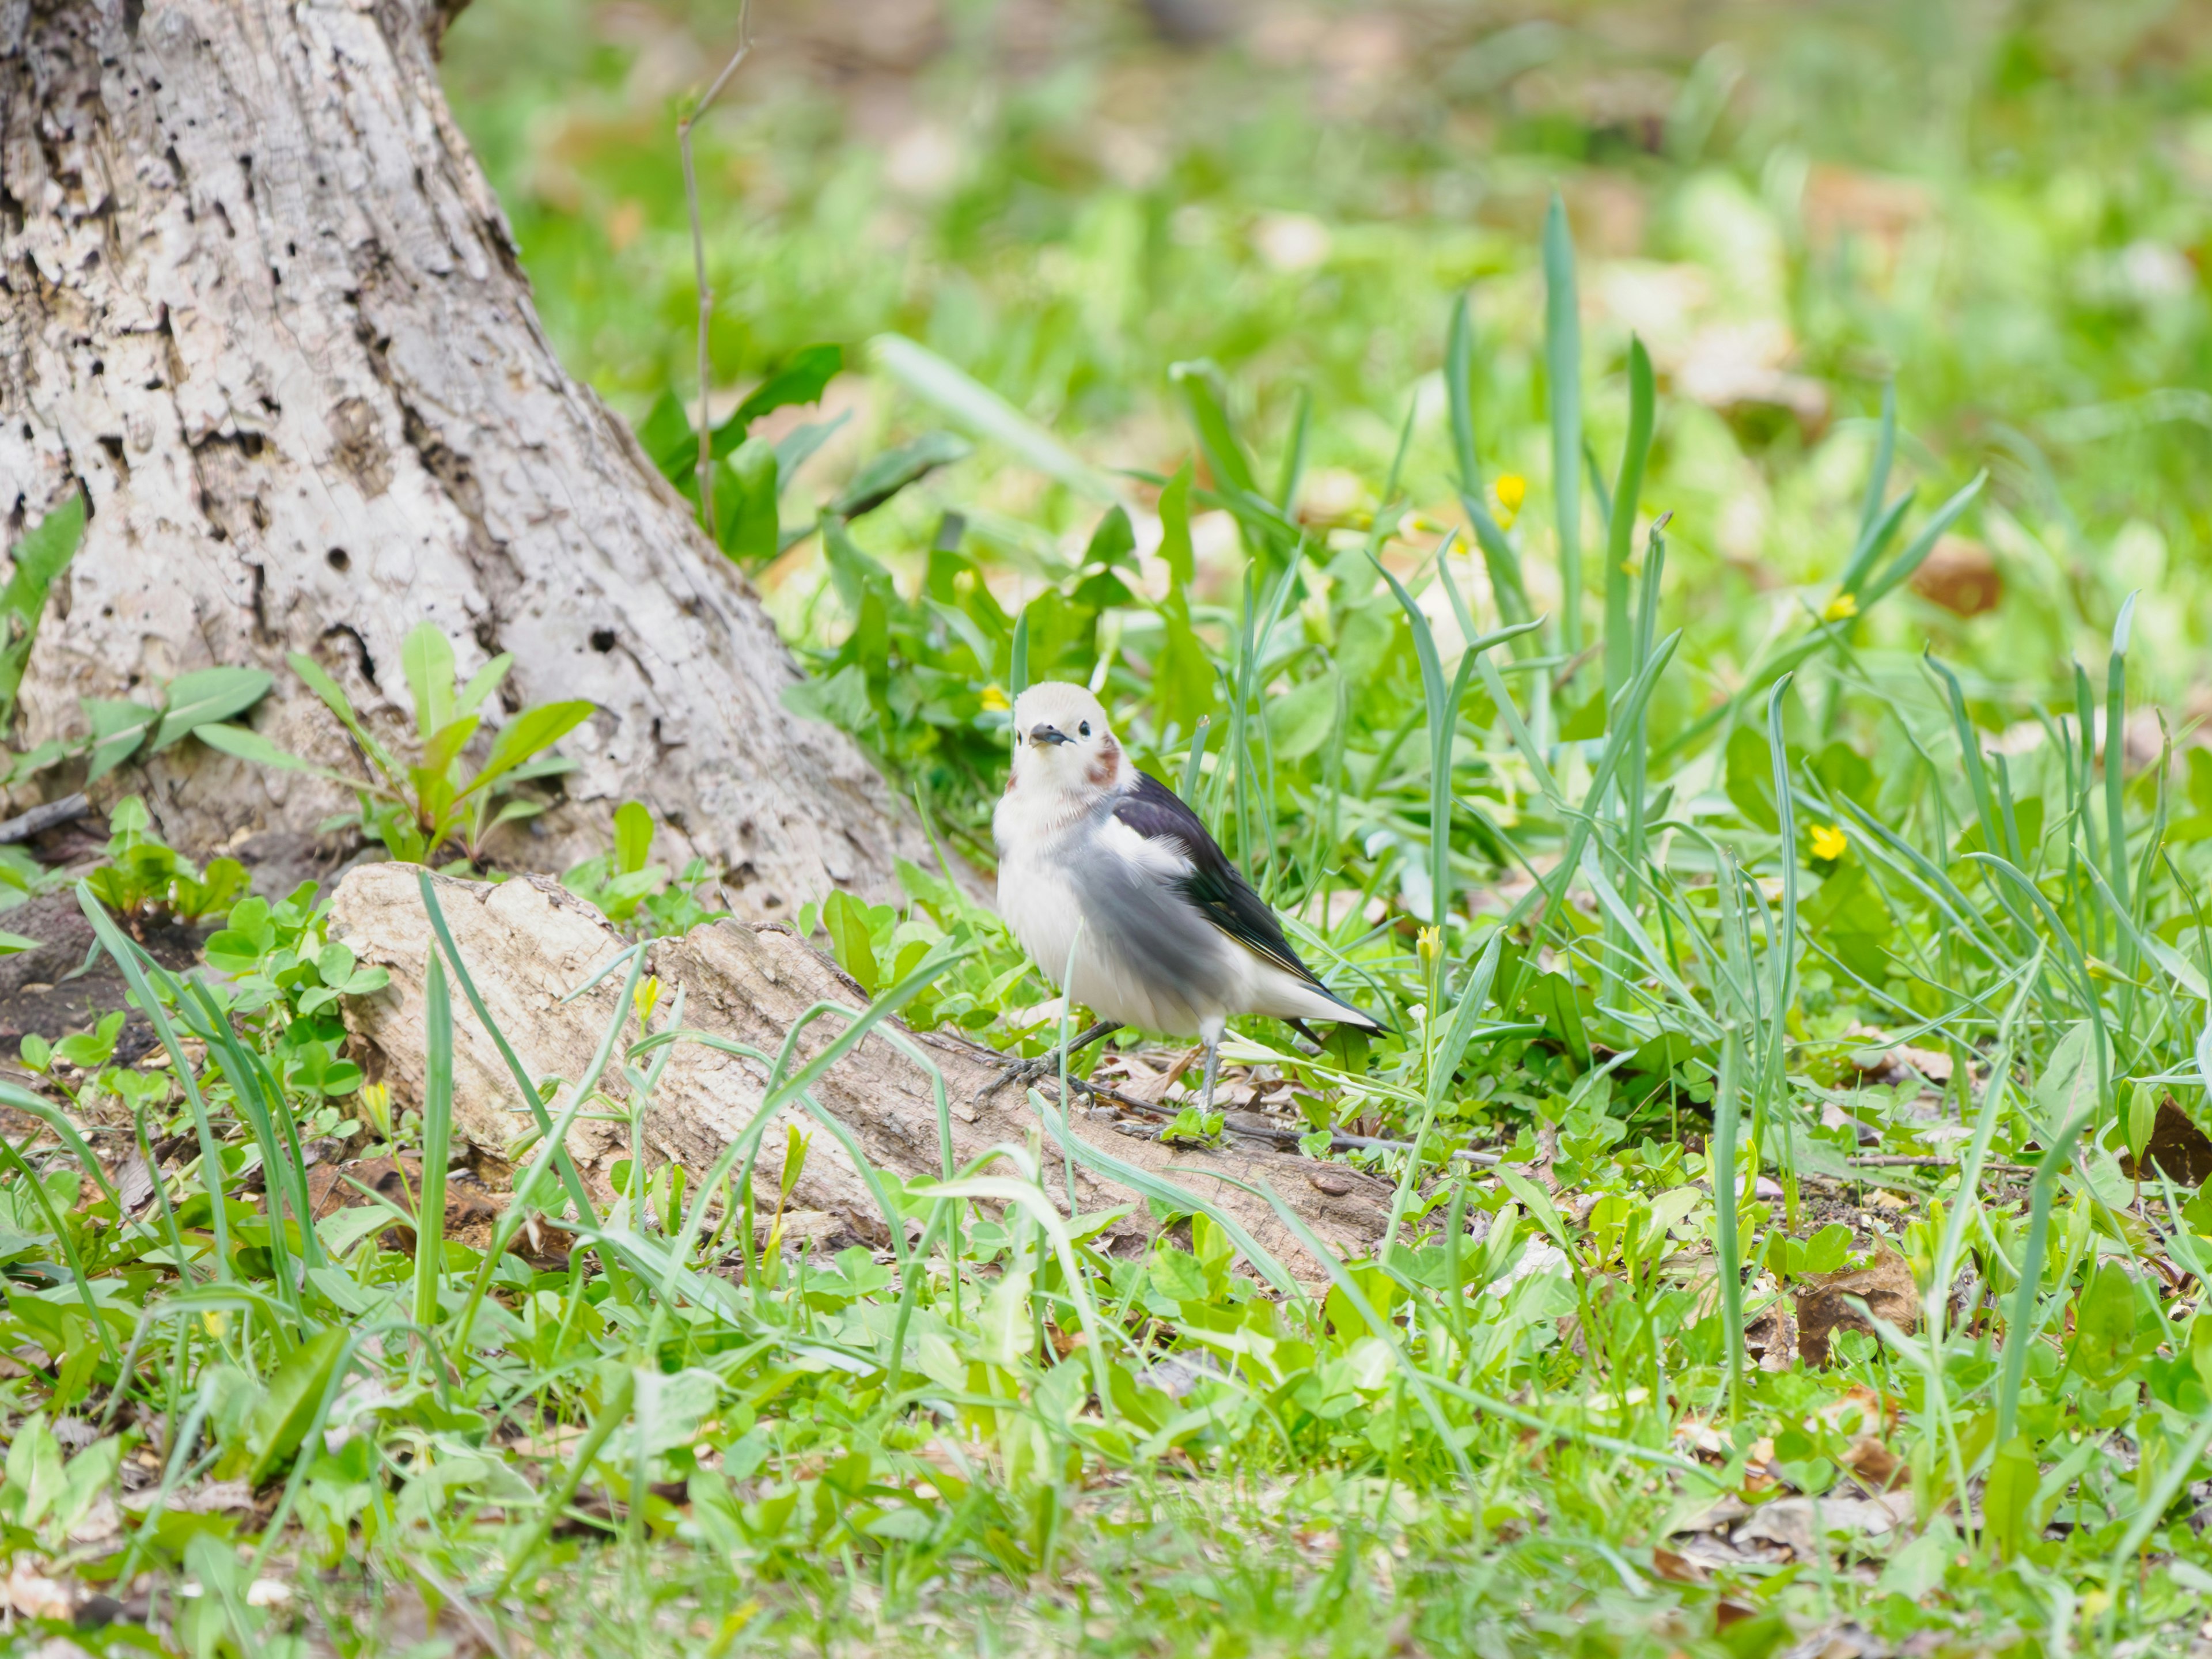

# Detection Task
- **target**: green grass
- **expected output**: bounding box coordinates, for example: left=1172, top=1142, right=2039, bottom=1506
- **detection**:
left=5, top=4, right=2212, bottom=1655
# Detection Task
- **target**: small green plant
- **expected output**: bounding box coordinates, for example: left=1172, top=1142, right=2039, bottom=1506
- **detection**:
left=202, top=881, right=383, bottom=1099
left=81, top=797, right=248, bottom=926
left=796, top=861, right=1032, bottom=1031
left=0, top=495, right=85, bottom=737
left=18, top=1012, right=172, bottom=1119
left=635, top=342, right=861, bottom=563
left=1157, top=1103, right=1226, bottom=1146
left=562, top=798, right=730, bottom=937
left=0, top=498, right=271, bottom=787
left=201, top=621, right=593, bottom=869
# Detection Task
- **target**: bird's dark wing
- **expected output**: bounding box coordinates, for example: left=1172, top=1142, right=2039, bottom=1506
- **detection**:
left=1112, top=772, right=1324, bottom=989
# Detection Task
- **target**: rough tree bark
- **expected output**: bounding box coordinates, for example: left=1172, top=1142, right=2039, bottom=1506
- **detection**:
left=329, top=865, right=1393, bottom=1277
left=0, top=0, right=911, bottom=915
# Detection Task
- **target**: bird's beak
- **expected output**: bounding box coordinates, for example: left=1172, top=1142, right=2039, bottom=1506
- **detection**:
left=1028, top=723, right=1070, bottom=747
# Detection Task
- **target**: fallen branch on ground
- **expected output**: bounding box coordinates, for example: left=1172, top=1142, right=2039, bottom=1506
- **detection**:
left=329, top=864, right=1390, bottom=1277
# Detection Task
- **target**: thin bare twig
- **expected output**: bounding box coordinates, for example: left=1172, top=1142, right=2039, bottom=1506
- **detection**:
left=1847, top=1153, right=2036, bottom=1175
left=677, top=1, right=755, bottom=547
left=0, top=791, right=88, bottom=843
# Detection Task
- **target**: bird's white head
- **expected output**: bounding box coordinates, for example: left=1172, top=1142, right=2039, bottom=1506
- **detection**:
left=1007, top=681, right=1130, bottom=802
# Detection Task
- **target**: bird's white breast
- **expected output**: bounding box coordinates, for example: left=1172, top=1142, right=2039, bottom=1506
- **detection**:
left=994, top=786, right=1088, bottom=987
left=994, top=784, right=1219, bottom=1033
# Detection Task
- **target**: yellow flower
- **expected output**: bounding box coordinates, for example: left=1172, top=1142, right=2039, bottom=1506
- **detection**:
left=1821, top=592, right=1859, bottom=623
left=359, top=1081, right=392, bottom=1138
left=979, top=683, right=1010, bottom=712
left=203, top=1310, right=229, bottom=1339
left=1493, top=472, right=1527, bottom=529
left=1809, top=823, right=1848, bottom=862
left=1417, top=926, right=1442, bottom=972
left=634, top=975, right=663, bottom=1028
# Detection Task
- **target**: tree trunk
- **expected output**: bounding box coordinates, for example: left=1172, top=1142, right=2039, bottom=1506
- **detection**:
left=330, top=864, right=1393, bottom=1278
left=0, top=0, right=911, bottom=916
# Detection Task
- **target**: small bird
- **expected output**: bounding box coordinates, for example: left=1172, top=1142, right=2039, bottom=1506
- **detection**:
left=992, top=681, right=1385, bottom=1115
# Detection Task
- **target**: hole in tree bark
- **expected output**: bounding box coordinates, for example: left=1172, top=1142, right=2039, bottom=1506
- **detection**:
left=327, top=548, right=350, bottom=573
left=589, top=630, right=617, bottom=653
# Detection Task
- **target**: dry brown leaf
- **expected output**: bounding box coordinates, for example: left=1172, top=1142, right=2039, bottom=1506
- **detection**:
left=1794, top=1245, right=1918, bottom=1368
left=1745, top=1304, right=1797, bottom=1372
left=1841, top=1435, right=1903, bottom=1492
left=1732, top=1491, right=1914, bottom=1559
left=2121, top=1101, right=2212, bottom=1186
left=1910, top=536, right=2002, bottom=618
left=4, top=1559, right=73, bottom=1620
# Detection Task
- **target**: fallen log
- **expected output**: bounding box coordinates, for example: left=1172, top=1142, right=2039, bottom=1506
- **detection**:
left=328, top=864, right=1388, bottom=1276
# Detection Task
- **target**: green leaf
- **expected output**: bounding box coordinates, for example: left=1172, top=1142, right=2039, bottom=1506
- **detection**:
left=1602, top=336, right=1656, bottom=703
left=1158, top=460, right=1196, bottom=594
left=728, top=343, right=842, bottom=436
left=635, top=388, right=696, bottom=480
left=1168, top=360, right=1256, bottom=497
left=773, top=413, right=851, bottom=494
left=1725, top=724, right=1779, bottom=831
left=1543, top=193, right=1583, bottom=664
left=828, top=431, right=972, bottom=520
left=402, top=623, right=457, bottom=740
left=781, top=663, right=872, bottom=733
left=0, top=931, right=37, bottom=955
left=718, top=437, right=781, bottom=564
left=286, top=651, right=397, bottom=778
left=1147, top=1246, right=1208, bottom=1303
left=54, top=1011, right=125, bottom=1070
left=1445, top=293, right=1482, bottom=496
left=203, top=932, right=265, bottom=977
left=2127, top=1081, right=2159, bottom=1161
left=0, top=495, right=86, bottom=728
left=1496, top=1165, right=1573, bottom=1252
left=1983, top=1435, right=2039, bottom=1559
left=2069, top=1259, right=2143, bottom=1382
left=469, top=701, right=595, bottom=796
left=613, top=801, right=654, bottom=876
left=173, top=856, right=248, bottom=922
left=1518, top=970, right=1592, bottom=1069
left=868, top=334, right=1117, bottom=502
left=454, top=653, right=513, bottom=722
left=976, top=1264, right=1033, bottom=1369
left=247, top=1325, right=348, bottom=1482
left=80, top=697, right=160, bottom=785
left=1082, top=505, right=1137, bottom=571
left=1266, top=677, right=1336, bottom=763
left=150, top=666, right=274, bottom=752
left=194, top=722, right=362, bottom=787
left=421, top=715, right=482, bottom=783
left=2031, top=1022, right=2101, bottom=1134
left=823, top=889, right=880, bottom=997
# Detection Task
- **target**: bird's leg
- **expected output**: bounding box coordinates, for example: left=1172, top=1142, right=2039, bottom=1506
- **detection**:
left=1198, top=1020, right=1223, bottom=1118
left=984, top=1020, right=1123, bottom=1098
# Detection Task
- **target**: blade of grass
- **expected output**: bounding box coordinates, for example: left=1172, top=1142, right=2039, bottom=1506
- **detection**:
left=1384, top=933, right=1504, bottom=1245
left=418, top=870, right=597, bottom=1224
left=1994, top=1021, right=2101, bottom=1446
left=1544, top=193, right=1582, bottom=664
left=1602, top=338, right=1654, bottom=705
left=414, top=950, right=455, bottom=1332
left=76, top=883, right=233, bottom=1280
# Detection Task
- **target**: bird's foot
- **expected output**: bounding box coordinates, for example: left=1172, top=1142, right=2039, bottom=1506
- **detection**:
left=980, top=1050, right=1056, bottom=1100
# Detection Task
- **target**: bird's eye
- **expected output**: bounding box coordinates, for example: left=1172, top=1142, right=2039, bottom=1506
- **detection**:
left=1078, top=721, right=1091, bottom=737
